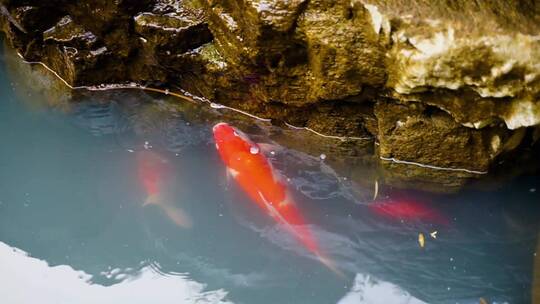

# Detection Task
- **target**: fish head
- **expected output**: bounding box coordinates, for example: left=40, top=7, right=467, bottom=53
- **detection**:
left=213, top=123, right=254, bottom=145
left=213, top=123, right=258, bottom=163
left=212, top=122, right=236, bottom=144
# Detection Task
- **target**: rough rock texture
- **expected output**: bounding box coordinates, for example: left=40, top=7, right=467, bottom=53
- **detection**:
left=200, top=0, right=387, bottom=105
left=0, top=0, right=213, bottom=85
left=1, top=0, right=539, bottom=192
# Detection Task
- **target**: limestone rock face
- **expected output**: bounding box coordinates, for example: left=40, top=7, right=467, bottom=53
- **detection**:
left=379, top=2, right=540, bottom=130
left=134, top=1, right=212, bottom=71
left=0, top=0, right=212, bottom=85
left=40, top=15, right=109, bottom=86
left=1, top=0, right=539, bottom=192
left=374, top=101, right=516, bottom=191
left=202, top=0, right=386, bottom=105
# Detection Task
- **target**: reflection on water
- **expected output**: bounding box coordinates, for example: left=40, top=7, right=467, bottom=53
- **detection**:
left=0, top=42, right=539, bottom=304
left=338, top=274, right=426, bottom=304
left=535, top=239, right=540, bottom=304
left=0, top=242, right=232, bottom=304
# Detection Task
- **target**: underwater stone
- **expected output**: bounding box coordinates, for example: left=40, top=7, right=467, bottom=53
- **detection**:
left=374, top=101, right=515, bottom=191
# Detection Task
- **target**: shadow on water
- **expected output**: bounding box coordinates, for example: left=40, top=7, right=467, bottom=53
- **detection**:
left=0, top=39, right=539, bottom=304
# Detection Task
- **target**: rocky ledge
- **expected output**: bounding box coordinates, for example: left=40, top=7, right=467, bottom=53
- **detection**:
left=1, top=0, right=539, bottom=192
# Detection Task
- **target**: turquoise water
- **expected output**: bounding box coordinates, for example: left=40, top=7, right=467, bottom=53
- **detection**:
left=0, top=43, right=539, bottom=304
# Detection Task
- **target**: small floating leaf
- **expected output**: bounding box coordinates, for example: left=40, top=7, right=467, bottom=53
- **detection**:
left=418, top=233, right=425, bottom=248
left=372, top=180, right=379, bottom=201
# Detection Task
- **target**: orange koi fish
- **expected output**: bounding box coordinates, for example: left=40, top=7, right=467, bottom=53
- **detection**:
left=369, top=198, right=450, bottom=226
left=213, top=122, right=340, bottom=274
left=137, top=149, right=192, bottom=228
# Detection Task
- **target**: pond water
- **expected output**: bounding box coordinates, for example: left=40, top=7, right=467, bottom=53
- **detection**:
left=0, top=42, right=539, bottom=304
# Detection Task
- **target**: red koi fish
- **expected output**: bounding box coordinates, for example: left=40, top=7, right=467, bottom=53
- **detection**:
left=136, top=149, right=192, bottom=228
left=137, top=149, right=162, bottom=203
left=369, top=198, right=450, bottom=226
left=213, top=122, right=340, bottom=274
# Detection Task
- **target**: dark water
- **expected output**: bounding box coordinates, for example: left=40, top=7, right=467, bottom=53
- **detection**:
left=0, top=43, right=539, bottom=304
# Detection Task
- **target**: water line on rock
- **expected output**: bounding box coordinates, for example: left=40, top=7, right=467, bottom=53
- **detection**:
left=15, top=53, right=375, bottom=141
left=284, top=122, right=372, bottom=141
left=15, top=53, right=275, bottom=123
left=379, top=156, right=488, bottom=175
left=15, top=53, right=199, bottom=104
left=207, top=102, right=272, bottom=122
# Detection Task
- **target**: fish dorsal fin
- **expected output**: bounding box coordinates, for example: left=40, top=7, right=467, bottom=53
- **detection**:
left=265, top=160, right=288, bottom=186
left=257, top=191, right=302, bottom=239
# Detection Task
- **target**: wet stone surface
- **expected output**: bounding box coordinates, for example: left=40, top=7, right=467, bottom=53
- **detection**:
left=0, top=0, right=539, bottom=192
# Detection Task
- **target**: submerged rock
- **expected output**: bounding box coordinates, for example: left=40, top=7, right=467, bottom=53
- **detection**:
left=1, top=0, right=539, bottom=192
left=374, top=101, right=509, bottom=191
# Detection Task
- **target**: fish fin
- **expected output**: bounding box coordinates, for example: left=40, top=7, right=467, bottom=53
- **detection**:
left=316, top=253, right=346, bottom=279
left=269, top=165, right=287, bottom=185
left=258, top=191, right=303, bottom=241
left=162, top=205, right=192, bottom=228
left=226, top=167, right=239, bottom=182
left=258, top=191, right=282, bottom=220
left=143, top=194, right=161, bottom=206
left=258, top=191, right=274, bottom=211
left=278, top=191, right=294, bottom=208
left=430, top=231, right=438, bottom=239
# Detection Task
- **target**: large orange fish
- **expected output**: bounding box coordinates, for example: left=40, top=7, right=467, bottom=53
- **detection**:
left=136, top=149, right=192, bottom=228
left=213, top=122, right=340, bottom=274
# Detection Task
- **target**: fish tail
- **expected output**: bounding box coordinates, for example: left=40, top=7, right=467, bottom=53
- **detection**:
left=315, top=253, right=346, bottom=279
left=143, top=193, right=161, bottom=206
left=162, top=205, right=193, bottom=229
